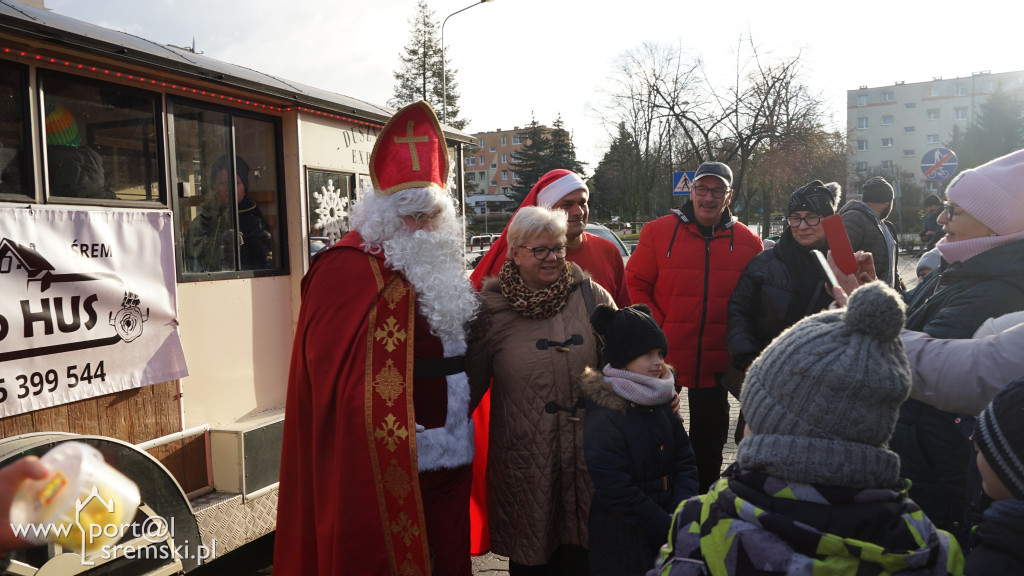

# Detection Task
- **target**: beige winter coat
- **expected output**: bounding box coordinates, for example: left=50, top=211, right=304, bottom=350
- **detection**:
left=467, top=263, right=615, bottom=565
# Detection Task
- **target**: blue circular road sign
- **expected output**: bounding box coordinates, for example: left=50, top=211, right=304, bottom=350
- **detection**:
left=921, top=148, right=958, bottom=181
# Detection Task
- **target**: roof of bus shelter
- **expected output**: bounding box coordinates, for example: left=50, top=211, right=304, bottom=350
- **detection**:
left=0, top=2, right=473, bottom=143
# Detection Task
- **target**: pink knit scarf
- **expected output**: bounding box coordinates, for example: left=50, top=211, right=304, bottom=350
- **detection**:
left=602, top=365, right=676, bottom=406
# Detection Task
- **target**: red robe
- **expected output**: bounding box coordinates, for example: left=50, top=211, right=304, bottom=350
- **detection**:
left=274, top=231, right=472, bottom=575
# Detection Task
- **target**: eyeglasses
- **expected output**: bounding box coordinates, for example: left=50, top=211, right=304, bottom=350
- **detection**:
left=943, top=202, right=960, bottom=221
left=403, top=210, right=441, bottom=224
left=786, top=214, right=821, bottom=228
left=519, top=245, right=568, bottom=260
left=693, top=185, right=729, bottom=199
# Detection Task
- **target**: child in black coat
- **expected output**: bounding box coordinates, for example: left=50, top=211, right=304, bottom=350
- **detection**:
left=581, top=304, right=699, bottom=576
left=968, top=376, right=1024, bottom=575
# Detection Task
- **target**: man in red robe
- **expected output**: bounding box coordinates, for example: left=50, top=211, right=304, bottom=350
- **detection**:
left=274, top=101, right=480, bottom=576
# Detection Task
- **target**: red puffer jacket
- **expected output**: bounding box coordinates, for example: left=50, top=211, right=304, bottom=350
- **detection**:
left=626, top=206, right=762, bottom=388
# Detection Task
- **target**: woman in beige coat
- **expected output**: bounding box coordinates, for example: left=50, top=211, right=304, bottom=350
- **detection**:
left=468, top=205, right=614, bottom=575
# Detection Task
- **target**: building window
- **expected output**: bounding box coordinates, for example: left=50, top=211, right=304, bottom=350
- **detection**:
left=38, top=70, right=164, bottom=205
left=903, top=149, right=915, bottom=157
left=512, top=171, right=520, bottom=180
left=857, top=95, right=867, bottom=107
left=927, top=134, right=941, bottom=144
left=501, top=136, right=507, bottom=146
left=905, top=102, right=917, bottom=109
left=478, top=155, right=484, bottom=163
left=501, top=153, right=508, bottom=163
left=955, top=107, right=968, bottom=120
left=512, top=135, right=521, bottom=145
left=511, top=152, right=521, bottom=163
left=881, top=138, right=893, bottom=148
left=478, top=171, right=485, bottom=180
left=466, top=172, right=476, bottom=182
left=489, top=146, right=496, bottom=152
left=857, top=117, right=868, bottom=129
left=856, top=140, right=868, bottom=152
left=478, top=138, right=484, bottom=147
left=466, top=157, right=475, bottom=165
left=501, top=170, right=508, bottom=181
left=927, top=86, right=939, bottom=97
left=856, top=162, right=868, bottom=171
left=882, top=115, right=894, bottom=125
left=490, top=163, right=497, bottom=169
left=171, top=99, right=285, bottom=277
left=501, top=187, right=509, bottom=195
left=956, top=85, right=968, bottom=96
left=927, top=109, right=940, bottom=120
left=881, top=160, right=893, bottom=170
left=882, top=91, right=894, bottom=101
left=490, top=180, right=497, bottom=186
left=904, top=126, right=916, bottom=134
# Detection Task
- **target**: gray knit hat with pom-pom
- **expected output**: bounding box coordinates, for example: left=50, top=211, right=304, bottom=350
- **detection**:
left=737, top=281, right=911, bottom=489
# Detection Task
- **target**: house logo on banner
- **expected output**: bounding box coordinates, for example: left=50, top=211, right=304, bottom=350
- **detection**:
left=0, top=207, right=188, bottom=418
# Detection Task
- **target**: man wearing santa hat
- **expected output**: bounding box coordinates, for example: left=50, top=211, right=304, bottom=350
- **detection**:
left=274, top=101, right=480, bottom=576
left=470, top=169, right=630, bottom=306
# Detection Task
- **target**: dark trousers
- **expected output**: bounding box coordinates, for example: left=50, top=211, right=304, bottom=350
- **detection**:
left=687, top=383, right=730, bottom=493
left=420, top=464, right=473, bottom=576
left=508, top=544, right=589, bottom=576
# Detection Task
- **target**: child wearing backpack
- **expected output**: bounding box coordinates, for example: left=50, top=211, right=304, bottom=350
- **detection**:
left=582, top=303, right=699, bottom=576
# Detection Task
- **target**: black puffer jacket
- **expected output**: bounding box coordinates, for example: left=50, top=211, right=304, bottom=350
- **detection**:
left=581, top=368, right=699, bottom=576
left=892, top=238, right=1024, bottom=541
left=965, top=502, right=1024, bottom=575
left=726, top=243, right=832, bottom=371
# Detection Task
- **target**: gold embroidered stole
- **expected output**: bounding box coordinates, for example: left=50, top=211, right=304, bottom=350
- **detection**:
left=365, top=255, right=430, bottom=576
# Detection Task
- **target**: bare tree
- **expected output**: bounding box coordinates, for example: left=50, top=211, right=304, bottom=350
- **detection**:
left=596, top=36, right=839, bottom=225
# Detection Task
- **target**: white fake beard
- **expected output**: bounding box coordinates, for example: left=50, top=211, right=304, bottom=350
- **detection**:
left=382, top=216, right=479, bottom=344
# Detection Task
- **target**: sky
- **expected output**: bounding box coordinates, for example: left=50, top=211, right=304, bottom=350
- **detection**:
left=46, top=0, right=1022, bottom=171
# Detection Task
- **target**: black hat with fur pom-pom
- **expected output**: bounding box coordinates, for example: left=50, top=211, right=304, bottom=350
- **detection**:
left=590, top=304, right=668, bottom=369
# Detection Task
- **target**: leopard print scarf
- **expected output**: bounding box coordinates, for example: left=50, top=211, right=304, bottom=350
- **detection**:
left=498, top=259, right=575, bottom=319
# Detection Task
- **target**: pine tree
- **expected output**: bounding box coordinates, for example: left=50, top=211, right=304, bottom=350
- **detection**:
left=509, top=117, right=552, bottom=203
left=509, top=115, right=587, bottom=204
left=390, top=0, right=468, bottom=129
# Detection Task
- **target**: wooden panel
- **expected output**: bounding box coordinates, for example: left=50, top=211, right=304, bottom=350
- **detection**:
left=31, top=403, right=69, bottom=435
left=181, top=434, right=208, bottom=493
left=67, top=398, right=101, bottom=436
left=2, top=413, right=35, bottom=437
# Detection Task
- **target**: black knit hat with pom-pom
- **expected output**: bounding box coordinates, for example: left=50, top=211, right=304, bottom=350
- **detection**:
left=590, top=304, right=667, bottom=369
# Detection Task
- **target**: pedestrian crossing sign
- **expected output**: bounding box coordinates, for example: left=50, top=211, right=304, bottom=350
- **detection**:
left=672, top=171, right=695, bottom=195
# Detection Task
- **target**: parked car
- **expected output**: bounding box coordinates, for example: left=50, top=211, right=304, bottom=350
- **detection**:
left=585, top=223, right=631, bottom=263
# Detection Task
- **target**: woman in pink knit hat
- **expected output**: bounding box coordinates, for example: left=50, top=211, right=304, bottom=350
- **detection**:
left=892, top=148, right=1024, bottom=547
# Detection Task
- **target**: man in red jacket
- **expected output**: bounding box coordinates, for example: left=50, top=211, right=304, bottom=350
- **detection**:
left=625, top=161, right=762, bottom=492
left=274, top=101, right=480, bottom=576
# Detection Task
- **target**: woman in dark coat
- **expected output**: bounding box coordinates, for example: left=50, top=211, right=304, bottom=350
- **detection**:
left=581, top=304, right=698, bottom=576
left=725, top=181, right=838, bottom=436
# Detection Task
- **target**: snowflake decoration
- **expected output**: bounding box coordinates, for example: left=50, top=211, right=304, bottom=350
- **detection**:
left=313, top=179, right=349, bottom=242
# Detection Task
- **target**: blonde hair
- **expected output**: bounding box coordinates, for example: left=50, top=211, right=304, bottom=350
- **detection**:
left=505, top=205, right=568, bottom=259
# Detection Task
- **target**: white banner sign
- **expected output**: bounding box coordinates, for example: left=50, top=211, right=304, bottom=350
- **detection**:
left=0, top=206, right=187, bottom=417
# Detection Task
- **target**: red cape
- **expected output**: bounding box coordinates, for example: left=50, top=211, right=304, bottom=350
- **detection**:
left=275, top=232, right=432, bottom=575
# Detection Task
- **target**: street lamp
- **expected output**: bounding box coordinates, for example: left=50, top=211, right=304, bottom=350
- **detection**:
left=441, top=0, right=494, bottom=124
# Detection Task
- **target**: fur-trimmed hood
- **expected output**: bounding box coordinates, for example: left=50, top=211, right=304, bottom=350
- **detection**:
left=581, top=366, right=630, bottom=413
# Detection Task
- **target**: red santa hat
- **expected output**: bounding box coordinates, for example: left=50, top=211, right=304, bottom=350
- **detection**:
left=468, top=168, right=586, bottom=289
left=369, top=101, right=449, bottom=195
left=534, top=169, right=587, bottom=207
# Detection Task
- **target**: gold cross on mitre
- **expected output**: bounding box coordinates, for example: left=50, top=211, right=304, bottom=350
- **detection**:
left=369, top=101, right=449, bottom=195
left=394, top=121, right=429, bottom=171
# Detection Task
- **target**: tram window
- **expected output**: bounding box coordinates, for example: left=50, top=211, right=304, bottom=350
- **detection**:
left=307, top=169, right=354, bottom=257
left=0, top=60, right=31, bottom=200
left=38, top=70, right=162, bottom=203
left=171, top=100, right=285, bottom=277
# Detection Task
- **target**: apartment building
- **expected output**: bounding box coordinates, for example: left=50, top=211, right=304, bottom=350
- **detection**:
left=465, top=126, right=528, bottom=197
left=847, top=69, right=1024, bottom=195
